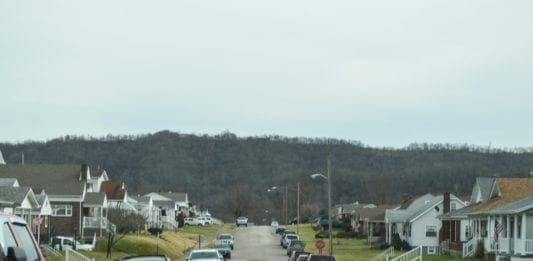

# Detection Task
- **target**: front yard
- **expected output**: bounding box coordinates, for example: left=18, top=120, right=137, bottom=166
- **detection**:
left=287, top=224, right=482, bottom=261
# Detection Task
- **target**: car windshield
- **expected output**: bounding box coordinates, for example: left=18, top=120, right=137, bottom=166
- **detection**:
left=214, top=244, right=229, bottom=249
left=287, top=235, right=298, bottom=239
left=218, top=235, right=231, bottom=239
left=190, top=251, right=219, bottom=259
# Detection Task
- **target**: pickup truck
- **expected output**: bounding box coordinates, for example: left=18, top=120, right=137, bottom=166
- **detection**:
left=236, top=216, right=248, bottom=227
left=0, top=214, right=45, bottom=260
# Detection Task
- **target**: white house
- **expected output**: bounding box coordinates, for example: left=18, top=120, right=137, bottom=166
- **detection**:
left=465, top=177, right=533, bottom=259
left=385, top=193, right=466, bottom=254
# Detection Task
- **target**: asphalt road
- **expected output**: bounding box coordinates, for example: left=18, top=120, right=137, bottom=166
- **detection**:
left=230, top=225, right=288, bottom=261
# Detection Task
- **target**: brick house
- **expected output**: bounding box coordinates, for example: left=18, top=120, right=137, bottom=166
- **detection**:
left=0, top=164, right=90, bottom=238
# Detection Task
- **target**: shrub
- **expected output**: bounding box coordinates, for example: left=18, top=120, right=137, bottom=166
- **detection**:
left=148, top=227, right=163, bottom=236
left=474, top=239, right=484, bottom=258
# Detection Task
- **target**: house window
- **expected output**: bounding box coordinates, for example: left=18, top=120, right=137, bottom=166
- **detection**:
left=52, top=204, right=73, bottom=217
left=427, top=246, right=436, bottom=254
left=451, top=203, right=457, bottom=211
left=465, top=225, right=471, bottom=239
left=426, top=225, right=437, bottom=237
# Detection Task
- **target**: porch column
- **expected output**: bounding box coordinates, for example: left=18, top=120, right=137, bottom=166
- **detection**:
left=513, top=215, right=519, bottom=254
left=100, top=207, right=103, bottom=237
left=521, top=213, right=527, bottom=255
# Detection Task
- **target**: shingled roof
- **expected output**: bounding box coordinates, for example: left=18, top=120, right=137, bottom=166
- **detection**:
left=0, top=165, right=86, bottom=197
left=0, top=186, right=37, bottom=206
left=158, top=192, right=187, bottom=202
left=468, top=177, right=533, bottom=214
left=83, top=192, right=107, bottom=207
left=100, top=180, right=126, bottom=200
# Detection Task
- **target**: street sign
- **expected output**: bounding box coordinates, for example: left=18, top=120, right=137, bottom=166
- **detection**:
left=315, top=239, right=325, bottom=249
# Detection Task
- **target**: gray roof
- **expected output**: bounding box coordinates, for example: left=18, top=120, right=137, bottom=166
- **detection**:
left=489, top=196, right=533, bottom=214
left=130, top=195, right=151, bottom=204
left=386, top=194, right=441, bottom=223
left=0, top=186, right=33, bottom=205
left=470, top=177, right=495, bottom=204
left=439, top=203, right=480, bottom=220
left=83, top=192, right=106, bottom=207
left=0, top=164, right=85, bottom=197
left=0, top=178, right=18, bottom=187
left=158, top=192, right=187, bottom=202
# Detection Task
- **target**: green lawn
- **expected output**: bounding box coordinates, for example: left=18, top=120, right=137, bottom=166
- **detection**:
left=286, top=224, right=482, bottom=261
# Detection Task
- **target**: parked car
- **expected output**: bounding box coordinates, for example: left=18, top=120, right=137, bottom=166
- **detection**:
left=307, top=254, right=336, bottom=261
left=276, top=225, right=286, bottom=234
left=51, top=236, right=94, bottom=251
left=236, top=216, right=248, bottom=227
left=213, top=242, right=231, bottom=259
left=217, top=233, right=234, bottom=249
left=281, top=234, right=299, bottom=248
left=186, top=249, right=223, bottom=260
left=197, top=217, right=211, bottom=225
left=280, top=230, right=296, bottom=238
left=286, top=240, right=306, bottom=256
left=185, top=217, right=206, bottom=226
left=314, top=231, right=330, bottom=239
left=289, top=250, right=310, bottom=261
left=271, top=220, right=279, bottom=227
left=0, top=214, right=44, bottom=261
left=296, top=254, right=310, bottom=261
left=122, top=255, right=171, bottom=260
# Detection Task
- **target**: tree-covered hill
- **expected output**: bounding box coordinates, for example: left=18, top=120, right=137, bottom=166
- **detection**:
left=2, top=131, right=533, bottom=222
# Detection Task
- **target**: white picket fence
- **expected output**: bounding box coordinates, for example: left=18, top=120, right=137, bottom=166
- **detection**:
left=462, top=238, right=476, bottom=258
left=65, top=248, right=94, bottom=261
left=370, top=246, right=395, bottom=261
left=390, top=246, right=422, bottom=261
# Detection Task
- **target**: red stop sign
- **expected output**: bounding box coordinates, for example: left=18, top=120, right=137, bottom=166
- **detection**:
left=315, top=239, right=325, bottom=249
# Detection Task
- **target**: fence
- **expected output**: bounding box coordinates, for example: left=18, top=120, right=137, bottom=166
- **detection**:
left=370, top=246, right=395, bottom=261
left=65, top=248, right=94, bottom=261
left=390, top=246, right=422, bottom=261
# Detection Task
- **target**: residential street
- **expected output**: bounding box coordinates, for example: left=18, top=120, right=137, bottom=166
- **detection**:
left=230, top=225, right=288, bottom=261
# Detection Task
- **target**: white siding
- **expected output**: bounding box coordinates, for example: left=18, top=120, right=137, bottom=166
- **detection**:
left=409, top=203, right=442, bottom=247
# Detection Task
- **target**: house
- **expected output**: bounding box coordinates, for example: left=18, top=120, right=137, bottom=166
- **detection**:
left=335, top=202, right=376, bottom=220
left=385, top=192, right=467, bottom=254
left=353, top=204, right=397, bottom=246
left=82, top=192, right=109, bottom=237
left=438, top=177, right=495, bottom=256
left=0, top=164, right=113, bottom=238
left=0, top=186, right=39, bottom=221
left=32, top=190, right=52, bottom=244
left=100, top=180, right=137, bottom=212
left=144, top=192, right=191, bottom=229
left=127, top=195, right=157, bottom=228
left=464, top=177, right=533, bottom=259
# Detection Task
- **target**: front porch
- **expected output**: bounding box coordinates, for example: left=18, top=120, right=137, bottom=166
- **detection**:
left=82, top=216, right=116, bottom=237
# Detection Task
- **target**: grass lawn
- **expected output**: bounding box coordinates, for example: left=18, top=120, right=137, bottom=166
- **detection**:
left=287, top=224, right=482, bottom=261
left=45, top=224, right=230, bottom=261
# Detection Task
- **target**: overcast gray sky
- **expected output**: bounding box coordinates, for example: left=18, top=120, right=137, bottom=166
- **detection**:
left=1, top=1, right=532, bottom=148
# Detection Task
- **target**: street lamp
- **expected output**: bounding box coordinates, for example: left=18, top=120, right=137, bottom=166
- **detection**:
left=268, top=184, right=301, bottom=234
left=311, top=157, right=332, bottom=255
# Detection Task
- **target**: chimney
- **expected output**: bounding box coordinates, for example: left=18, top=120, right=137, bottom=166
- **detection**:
left=443, top=192, right=451, bottom=214
left=80, top=164, right=88, bottom=181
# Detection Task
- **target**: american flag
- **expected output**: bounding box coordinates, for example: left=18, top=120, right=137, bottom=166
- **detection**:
left=493, top=221, right=504, bottom=243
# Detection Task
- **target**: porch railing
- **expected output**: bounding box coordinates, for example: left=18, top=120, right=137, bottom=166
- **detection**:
left=462, top=237, right=476, bottom=258
left=498, top=237, right=510, bottom=253
left=370, top=246, right=395, bottom=261
left=525, top=239, right=533, bottom=255
left=390, top=246, right=422, bottom=261
left=82, top=217, right=116, bottom=233
left=439, top=240, right=449, bottom=255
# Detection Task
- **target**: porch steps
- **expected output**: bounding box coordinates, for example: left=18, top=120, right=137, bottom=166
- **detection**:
left=462, top=238, right=476, bottom=258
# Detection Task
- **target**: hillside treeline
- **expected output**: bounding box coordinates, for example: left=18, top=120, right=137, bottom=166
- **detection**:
left=2, top=130, right=533, bottom=223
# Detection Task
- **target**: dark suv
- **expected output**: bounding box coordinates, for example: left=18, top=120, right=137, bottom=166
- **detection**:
left=0, top=214, right=45, bottom=260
